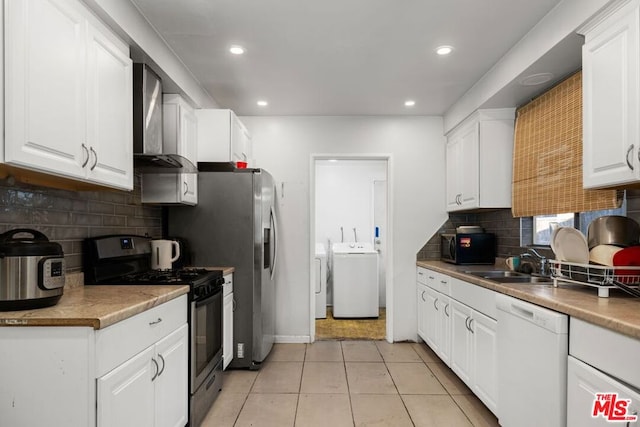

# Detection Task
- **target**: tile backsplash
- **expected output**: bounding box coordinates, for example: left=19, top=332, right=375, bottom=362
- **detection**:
left=418, top=189, right=640, bottom=262
left=0, top=175, right=162, bottom=271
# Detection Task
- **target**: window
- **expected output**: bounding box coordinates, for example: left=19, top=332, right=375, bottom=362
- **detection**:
left=530, top=199, right=627, bottom=246
left=533, top=213, right=574, bottom=245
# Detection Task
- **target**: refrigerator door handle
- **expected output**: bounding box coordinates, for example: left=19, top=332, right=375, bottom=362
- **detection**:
left=270, top=206, right=278, bottom=280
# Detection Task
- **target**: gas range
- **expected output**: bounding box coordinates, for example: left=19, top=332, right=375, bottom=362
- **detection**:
left=83, top=235, right=223, bottom=295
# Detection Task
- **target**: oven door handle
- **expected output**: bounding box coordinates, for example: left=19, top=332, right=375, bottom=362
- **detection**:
left=193, top=287, right=223, bottom=308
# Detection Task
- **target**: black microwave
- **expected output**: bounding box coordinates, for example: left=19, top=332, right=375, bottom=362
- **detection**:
left=440, top=233, right=496, bottom=265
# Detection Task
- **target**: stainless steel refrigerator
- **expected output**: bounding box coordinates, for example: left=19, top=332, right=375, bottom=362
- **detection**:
left=168, top=166, right=277, bottom=369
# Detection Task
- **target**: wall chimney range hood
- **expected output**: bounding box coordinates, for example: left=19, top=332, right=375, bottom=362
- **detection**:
left=133, top=64, right=197, bottom=174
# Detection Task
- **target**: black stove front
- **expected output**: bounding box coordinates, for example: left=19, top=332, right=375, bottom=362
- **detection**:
left=84, top=235, right=224, bottom=427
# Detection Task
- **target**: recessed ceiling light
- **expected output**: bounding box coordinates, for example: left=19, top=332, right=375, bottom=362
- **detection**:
left=435, top=45, right=454, bottom=56
left=404, top=100, right=416, bottom=107
left=229, top=45, right=245, bottom=55
left=257, top=100, right=268, bottom=107
left=519, top=72, right=554, bottom=86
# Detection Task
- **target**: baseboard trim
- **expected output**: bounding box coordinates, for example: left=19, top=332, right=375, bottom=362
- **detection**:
left=274, top=335, right=311, bottom=343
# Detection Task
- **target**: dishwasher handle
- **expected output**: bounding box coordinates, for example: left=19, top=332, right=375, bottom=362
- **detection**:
left=496, top=294, right=568, bottom=334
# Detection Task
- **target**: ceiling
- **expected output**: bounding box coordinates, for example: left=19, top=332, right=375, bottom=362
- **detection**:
left=130, top=0, right=574, bottom=116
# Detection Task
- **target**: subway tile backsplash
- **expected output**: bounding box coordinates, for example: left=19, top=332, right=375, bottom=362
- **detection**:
left=417, top=209, right=535, bottom=261
left=0, top=175, right=162, bottom=272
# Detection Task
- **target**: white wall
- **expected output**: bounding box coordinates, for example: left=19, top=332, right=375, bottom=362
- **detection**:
left=316, top=160, right=386, bottom=247
left=241, top=116, right=447, bottom=342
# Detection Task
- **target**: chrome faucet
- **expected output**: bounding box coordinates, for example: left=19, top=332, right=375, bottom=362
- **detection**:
left=520, top=248, right=550, bottom=276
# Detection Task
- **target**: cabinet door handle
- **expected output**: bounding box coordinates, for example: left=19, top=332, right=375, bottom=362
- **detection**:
left=434, top=298, right=439, bottom=310
left=421, top=290, right=426, bottom=302
left=81, top=144, right=90, bottom=168
left=465, top=316, right=471, bottom=332
left=468, top=318, right=475, bottom=334
left=627, top=144, right=635, bottom=170
left=151, top=357, right=159, bottom=381
left=89, top=147, right=98, bottom=171
left=444, top=303, right=450, bottom=317
left=183, top=181, right=189, bottom=195
left=149, top=317, right=162, bottom=326
left=157, top=354, right=166, bottom=377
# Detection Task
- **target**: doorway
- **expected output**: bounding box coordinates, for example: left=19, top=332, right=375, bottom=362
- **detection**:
left=310, top=155, right=391, bottom=342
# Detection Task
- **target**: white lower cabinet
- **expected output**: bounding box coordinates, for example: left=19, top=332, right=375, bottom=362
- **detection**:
left=417, top=269, right=498, bottom=416
left=450, top=291, right=498, bottom=414
left=568, top=317, right=640, bottom=426
left=223, top=273, right=234, bottom=370
left=417, top=270, right=451, bottom=365
left=568, top=356, right=640, bottom=427
left=0, top=295, right=188, bottom=427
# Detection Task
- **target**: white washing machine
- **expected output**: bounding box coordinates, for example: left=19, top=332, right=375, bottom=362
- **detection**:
left=331, top=242, right=379, bottom=318
left=314, top=243, right=327, bottom=319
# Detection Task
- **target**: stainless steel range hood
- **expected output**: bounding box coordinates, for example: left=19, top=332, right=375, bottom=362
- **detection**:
left=133, top=64, right=197, bottom=174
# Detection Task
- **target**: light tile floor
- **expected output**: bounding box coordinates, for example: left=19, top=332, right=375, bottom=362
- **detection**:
left=201, top=341, right=500, bottom=427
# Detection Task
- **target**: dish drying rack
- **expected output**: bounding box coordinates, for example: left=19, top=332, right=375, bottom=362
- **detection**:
left=550, top=260, right=640, bottom=297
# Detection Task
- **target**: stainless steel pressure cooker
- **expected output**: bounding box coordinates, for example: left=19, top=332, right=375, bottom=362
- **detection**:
left=0, top=229, right=65, bottom=311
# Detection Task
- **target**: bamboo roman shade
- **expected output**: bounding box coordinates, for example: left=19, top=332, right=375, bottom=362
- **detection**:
left=511, top=71, right=621, bottom=217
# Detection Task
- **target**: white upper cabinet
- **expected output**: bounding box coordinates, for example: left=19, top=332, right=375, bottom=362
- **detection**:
left=580, top=0, right=640, bottom=189
left=196, top=109, right=253, bottom=166
left=4, top=0, right=133, bottom=190
left=445, top=109, right=515, bottom=212
left=141, top=94, right=198, bottom=205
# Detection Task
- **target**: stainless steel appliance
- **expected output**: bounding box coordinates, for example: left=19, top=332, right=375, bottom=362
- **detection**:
left=84, top=235, right=224, bottom=427
left=167, top=166, right=277, bottom=370
left=440, top=232, right=496, bottom=265
left=0, top=229, right=65, bottom=310
left=132, top=63, right=197, bottom=174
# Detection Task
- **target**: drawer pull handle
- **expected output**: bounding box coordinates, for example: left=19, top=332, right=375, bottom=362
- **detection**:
left=81, top=144, right=90, bottom=168
left=149, top=318, right=162, bottom=326
left=151, top=357, right=159, bottom=381
left=157, top=354, right=166, bottom=377
left=89, top=146, right=98, bottom=171
left=428, top=276, right=435, bottom=280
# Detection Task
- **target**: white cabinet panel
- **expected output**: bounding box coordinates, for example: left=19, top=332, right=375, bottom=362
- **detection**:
left=196, top=109, right=253, bottom=166
left=4, top=0, right=87, bottom=177
left=155, top=325, right=189, bottom=427
left=223, top=274, right=234, bottom=370
left=97, top=346, right=156, bottom=427
left=445, top=109, right=514, bottom=212
left=471, top=310, right=498, bottom=414
left=85, top=23, right=133, bottom=189
left=581, top=0, right=640, bottom=188
left=568, top=356, right=640, bottom=427
left=450, top=299, right=473, bottom=385
left=4, top=0, right=133, bottom=190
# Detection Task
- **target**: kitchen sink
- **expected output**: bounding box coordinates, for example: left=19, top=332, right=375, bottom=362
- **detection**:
left=466, top=270, right=527, bottom=279
left=465, top=270, right=553, bottom=285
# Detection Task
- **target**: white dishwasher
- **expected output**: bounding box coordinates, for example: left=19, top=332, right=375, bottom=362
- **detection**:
left=496, top=294, right=569, bottom=427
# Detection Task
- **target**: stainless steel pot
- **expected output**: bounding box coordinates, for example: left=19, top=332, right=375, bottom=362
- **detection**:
left=0, top=229, right=65, bottom=311
left=587, top=216, right=640, bottom=249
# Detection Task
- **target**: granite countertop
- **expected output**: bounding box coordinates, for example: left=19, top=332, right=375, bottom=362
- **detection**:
left=0, top=285, right=189, bottom=329
left=417, top=260, right=640, bottom=340
left=0, top=266, right=234, bottom=330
